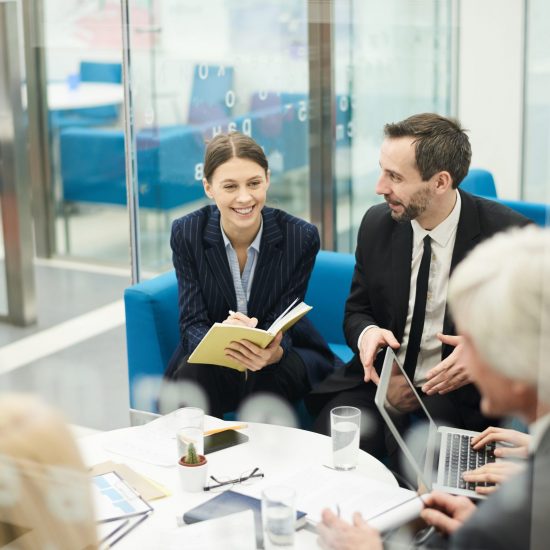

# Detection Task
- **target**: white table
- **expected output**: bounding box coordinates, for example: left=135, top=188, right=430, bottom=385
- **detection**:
left=47, top=81, right=123, bottom=111
left=79, top=422, right=397, bottom=549
left=22, top=81, right=124, bottom=111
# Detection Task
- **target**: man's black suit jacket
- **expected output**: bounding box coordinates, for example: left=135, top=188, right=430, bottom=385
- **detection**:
left=312, top=190, right=530, bottom=424
left=165, top=205, right=338, bottom=385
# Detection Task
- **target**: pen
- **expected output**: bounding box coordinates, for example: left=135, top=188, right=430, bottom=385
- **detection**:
left=204, top=423, right=248, bottom=436
left=100, top=519, right=129, bottom=544
left=106, top=511, right=151, bottom=548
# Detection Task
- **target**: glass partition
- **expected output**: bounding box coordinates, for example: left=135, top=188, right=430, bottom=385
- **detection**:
left=523, top=0, right=550, bottom=202
left=40, top=0, right=126, bottom=265
left=0, top=209, right=6, bottom=317
left=40, top=0, right=455, bottom=267
left=333, top=0, right=454, bottom=251
left=126, top=0, right=311, bottom=272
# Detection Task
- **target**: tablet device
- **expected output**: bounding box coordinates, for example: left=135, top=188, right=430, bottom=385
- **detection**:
left=204, top=430, right=249, bottom=454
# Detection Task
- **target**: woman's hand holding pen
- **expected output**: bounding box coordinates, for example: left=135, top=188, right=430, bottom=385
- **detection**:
left=225, top=331, right=283, bottom=371
left=223, top=310, right=258, bottom=328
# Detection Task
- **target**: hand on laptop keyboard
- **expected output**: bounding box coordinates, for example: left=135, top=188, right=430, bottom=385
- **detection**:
left=462, top=460, right=526, bottom=495
left=445, top=434, right=498, bottom=492
left=470, top=426, right=530, bottom=459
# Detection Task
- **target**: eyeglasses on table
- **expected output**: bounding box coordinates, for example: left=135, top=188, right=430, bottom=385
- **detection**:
left=204, top=467, right=264, bottom=492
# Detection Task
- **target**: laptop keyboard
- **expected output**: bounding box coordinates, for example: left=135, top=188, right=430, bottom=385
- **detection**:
left=444, top=433, right=496, bottom=491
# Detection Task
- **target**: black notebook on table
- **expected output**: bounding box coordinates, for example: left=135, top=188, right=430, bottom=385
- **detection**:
left=183, top=490, right=306, bottom=548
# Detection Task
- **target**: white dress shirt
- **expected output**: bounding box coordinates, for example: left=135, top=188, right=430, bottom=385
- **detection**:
left=358, top=191, right=462, bottom=386
left=221, top=219, right=263, bottom=316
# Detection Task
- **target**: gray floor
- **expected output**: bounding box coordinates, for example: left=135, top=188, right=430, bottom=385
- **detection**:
left=0, top=260, right=134, bottom=430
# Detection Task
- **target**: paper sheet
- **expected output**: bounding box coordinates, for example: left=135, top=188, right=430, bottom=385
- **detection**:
left=156, top=510, right=256, bottom=550
left=103, top=412, right=242, bottom=467
left=241, top=465, right=423, bottom=532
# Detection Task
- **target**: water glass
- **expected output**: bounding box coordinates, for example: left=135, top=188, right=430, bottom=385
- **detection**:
left=261, top=486, right=295, bottom=549
left=175, top=407, right=204, bottom=458
left=330, top=406, right=361, bottom=470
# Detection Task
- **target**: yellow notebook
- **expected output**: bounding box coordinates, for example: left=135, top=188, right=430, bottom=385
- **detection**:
left=188, top=301, right=312, bottom=371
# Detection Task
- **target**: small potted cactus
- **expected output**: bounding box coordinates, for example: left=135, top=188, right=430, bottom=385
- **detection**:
left=178, top=442, right=208, bottom=492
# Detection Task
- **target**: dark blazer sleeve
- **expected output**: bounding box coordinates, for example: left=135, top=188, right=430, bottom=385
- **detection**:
left=259, top=226, right=319, bottom=326
left=343, top=214, right=376, bottom=353
left=343, top=204, right=393, bottom=355
left=170, top=214, right=212, bottom=353
left=255, top=216, right=320, bottom=354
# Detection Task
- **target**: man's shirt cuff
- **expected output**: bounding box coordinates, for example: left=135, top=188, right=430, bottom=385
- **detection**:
left=357, top=324, right=379, bottom=350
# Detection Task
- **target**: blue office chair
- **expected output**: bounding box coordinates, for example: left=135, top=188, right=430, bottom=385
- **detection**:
left=460, top=168, right=498, bottom=198
left=461, top=168, right=549, bottom=226
left=78, top=61, right=122, bottom=123
left=249, top=91, right=309, bottom=172
left=188, top=65, right=234, bottom=125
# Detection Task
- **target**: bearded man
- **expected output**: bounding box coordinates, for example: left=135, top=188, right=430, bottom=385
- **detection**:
left=307, top=113, right=530, bottom=460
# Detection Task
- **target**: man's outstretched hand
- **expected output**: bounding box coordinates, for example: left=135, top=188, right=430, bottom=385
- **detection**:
left=358, top=327, right=399, bottom=384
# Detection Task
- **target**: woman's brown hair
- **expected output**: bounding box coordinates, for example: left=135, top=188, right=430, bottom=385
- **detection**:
left=203, top=132, right=268, bottom=182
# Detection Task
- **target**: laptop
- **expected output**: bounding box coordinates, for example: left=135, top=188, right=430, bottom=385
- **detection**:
left=374, top=347, right=496, bottom=499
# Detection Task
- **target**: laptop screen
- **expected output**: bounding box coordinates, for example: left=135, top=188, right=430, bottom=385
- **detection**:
left=374, top=347, right=439, bottom=492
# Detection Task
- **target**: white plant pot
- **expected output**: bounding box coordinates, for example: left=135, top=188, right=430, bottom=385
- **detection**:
left=178, top=458, right=208, bottom=493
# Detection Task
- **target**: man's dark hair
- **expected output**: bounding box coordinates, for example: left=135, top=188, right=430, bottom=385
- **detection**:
left=384, top=113, right=472, bottom=188
left=203, top=131, right=268, bottom=182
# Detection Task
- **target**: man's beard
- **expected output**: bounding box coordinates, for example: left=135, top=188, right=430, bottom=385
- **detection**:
left=388, top=186, right=433, bottom=223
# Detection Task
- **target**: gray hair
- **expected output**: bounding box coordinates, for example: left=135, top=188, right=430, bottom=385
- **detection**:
left=448, top=226, right=550, bottom=403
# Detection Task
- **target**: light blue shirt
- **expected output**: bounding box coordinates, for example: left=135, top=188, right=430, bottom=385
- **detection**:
left=220, top=219, right=263, bottom=316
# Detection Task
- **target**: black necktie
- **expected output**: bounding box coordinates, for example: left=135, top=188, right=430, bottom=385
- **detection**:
left=404, top=235, right=432, bottom=379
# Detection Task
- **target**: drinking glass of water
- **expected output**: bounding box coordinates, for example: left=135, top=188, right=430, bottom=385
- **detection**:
left=330, top=406, right=361, bottom=470
left=175, top=407, right=204, bottom=458
left=262, top=486, right=295, bottom=549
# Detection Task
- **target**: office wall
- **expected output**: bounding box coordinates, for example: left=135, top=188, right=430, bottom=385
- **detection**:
left=523, top=0, right=550, bottom=202
left=458, top=0, right=525, bottom=199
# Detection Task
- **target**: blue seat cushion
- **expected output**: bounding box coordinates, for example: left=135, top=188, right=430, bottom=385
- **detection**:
left=329, top=343, right=353, bottom=363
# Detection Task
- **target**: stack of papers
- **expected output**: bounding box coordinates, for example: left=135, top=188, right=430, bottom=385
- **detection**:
left=103, top=412, right=242, bottom=467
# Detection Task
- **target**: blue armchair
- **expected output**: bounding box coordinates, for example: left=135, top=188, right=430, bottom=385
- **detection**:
left=79, top=61, right=122, bottom=123
left=460, top=168, right=497, bottom=198
left=124, top=250, right=355, bottom=414
left=188, top=65, right=235, bottom=125
left=461, top=168, right=549, bottom=226
left=60, top=125, right=206, bottom=209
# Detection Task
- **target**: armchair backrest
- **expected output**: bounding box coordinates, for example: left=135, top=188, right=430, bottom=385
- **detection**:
left=78, top=61, right=122, bottom=122
left=80, top=61, right=122, bottom=84
left=188, top=65, right=234, bottom=125
left=305, top=250, right=354, bottom=346
left=460, top=168, right=498, bottom=198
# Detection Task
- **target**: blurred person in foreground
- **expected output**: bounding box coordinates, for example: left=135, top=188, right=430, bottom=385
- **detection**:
left=317, top=225, right=550, bottom=550
left=0, top=394, right=97, bottom=549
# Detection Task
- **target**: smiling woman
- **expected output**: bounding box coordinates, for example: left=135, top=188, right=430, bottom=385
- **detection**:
left=203, top=155, right=269, bottom=254
left=162, top=132, right=341, bottom=418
